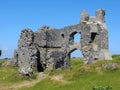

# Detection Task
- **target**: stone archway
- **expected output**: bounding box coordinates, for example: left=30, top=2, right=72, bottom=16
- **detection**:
left=68, top=31, right=83, bottom=61
left=67, top=47, right=83, bottom=70
left=68, top=47, right=82, bottom=56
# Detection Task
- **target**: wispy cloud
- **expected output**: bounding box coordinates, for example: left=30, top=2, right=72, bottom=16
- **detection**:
left=3, top=48, right=9, bottom=51
left=0, top=48, right=13, bottom=59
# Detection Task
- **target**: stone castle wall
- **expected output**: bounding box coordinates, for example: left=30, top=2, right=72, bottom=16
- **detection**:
left=13, top=9, right=112, bottom=75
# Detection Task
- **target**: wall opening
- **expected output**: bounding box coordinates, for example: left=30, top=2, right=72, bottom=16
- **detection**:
left=74, top=33, right=81, bottom=43
left=36, top=50, right=44, bottom=72
left=61, top=34, right=64, bottom=38
left=90, top=33, right=97, bottom=43
left=68, top=49, right=83, bottom=69
left=69, top=32, right=81, bottom=44
left=69, top=49, right=83, bottom=59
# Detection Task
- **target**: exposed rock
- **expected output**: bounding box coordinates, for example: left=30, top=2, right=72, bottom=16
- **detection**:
left=102, top=63, right=118, bottom=70
left=13, top=9, right=112, bottom=75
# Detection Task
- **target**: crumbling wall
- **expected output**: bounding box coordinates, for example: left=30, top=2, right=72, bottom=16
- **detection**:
left=13, top=9, right=112, bottom=75
left=16, top=29, right=38, bottom=75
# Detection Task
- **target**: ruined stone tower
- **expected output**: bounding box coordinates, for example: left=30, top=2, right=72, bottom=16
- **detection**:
left=13, top=9, right=112, bottom=75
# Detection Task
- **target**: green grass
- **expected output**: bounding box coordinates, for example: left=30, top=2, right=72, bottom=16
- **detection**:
left=0, top=60, right=38, bottom=90
left=19, top=56, right=120, bottom=90
left=0, top=55, right=120, bottom=90
left=0, top=60, right=33, bottom=84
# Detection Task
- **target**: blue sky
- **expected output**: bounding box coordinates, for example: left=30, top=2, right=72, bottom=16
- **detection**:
left=0, top=0, right=120, bottom=58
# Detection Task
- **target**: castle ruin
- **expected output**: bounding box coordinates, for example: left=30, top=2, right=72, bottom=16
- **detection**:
left=13, top=9, right=112, bottom=75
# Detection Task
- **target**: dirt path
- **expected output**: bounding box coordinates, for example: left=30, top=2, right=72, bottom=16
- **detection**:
left=50, top=74, right=70, bottom=84
left=1, top=73, right=48, bottom=90
left=11, top=73, right=48, bottom=90
left=0, top=74, right=69, bottom=90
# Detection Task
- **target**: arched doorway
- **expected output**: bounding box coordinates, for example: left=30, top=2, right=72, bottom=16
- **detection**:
left=68, top=48, right=83, bottom=69
left=71, top=49, right=83, bottom=58
left=68, top=48, right=83, bottom=59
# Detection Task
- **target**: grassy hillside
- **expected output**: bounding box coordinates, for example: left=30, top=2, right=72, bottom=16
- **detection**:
left=0, top=55, right=120, bottom=90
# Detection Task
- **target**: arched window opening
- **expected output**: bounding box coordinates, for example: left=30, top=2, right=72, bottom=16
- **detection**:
left=69, top=32, right=81, bottom=44
left=74, top=33, right=81, bottom=43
